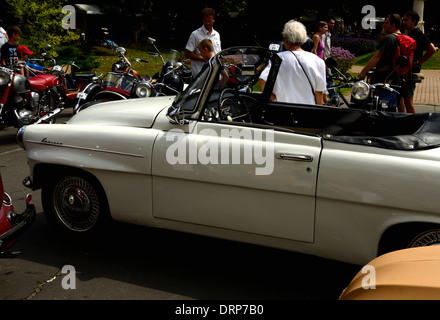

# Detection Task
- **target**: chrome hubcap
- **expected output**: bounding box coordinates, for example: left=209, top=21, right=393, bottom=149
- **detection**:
left=53, top=177, right=100, bottom=232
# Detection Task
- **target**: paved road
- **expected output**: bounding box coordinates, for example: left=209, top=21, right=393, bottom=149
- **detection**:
left=0, top=117, right=361, bottom=302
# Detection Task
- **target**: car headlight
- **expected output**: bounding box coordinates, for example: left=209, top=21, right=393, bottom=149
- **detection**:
left=135, top=82, right=152, bottom=98
left=0, top=70, right=11, bottom=86
left=351, top=81, right=370, bottom=100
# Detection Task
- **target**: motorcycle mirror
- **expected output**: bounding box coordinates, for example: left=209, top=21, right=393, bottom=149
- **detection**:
left=325, top=57, right=338, bottom=69
left=44, top=44, right=52, bottom=51
left=396, top=55, right=409, bottom=68
left=147, top=37, right=156, bottom=44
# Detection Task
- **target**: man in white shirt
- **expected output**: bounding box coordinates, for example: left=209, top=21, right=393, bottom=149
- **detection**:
left=322, top=17, right=336, bottom=100
left=184, top=8, right=221, bottom=77
left=259, top=20, right=326, bottom=105
left=0, top=20, right=8, bottom=59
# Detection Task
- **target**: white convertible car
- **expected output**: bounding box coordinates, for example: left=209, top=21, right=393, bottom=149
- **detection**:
left=17, top=47, right=440, bottom=265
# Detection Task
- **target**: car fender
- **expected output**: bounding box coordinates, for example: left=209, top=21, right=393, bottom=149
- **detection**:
left=23, top=124, right=161, bottom=226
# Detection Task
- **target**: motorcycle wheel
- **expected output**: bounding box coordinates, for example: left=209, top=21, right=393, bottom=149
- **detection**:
left=42, top=171, right=109, bottom=234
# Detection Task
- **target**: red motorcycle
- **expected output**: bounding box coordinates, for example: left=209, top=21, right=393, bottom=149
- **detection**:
left=0, top=172, right=35, bottom=257
left=0, top=64, right=61, bottom=129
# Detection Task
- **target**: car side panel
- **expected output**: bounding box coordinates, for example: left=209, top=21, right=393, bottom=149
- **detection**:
left=314, top=140, right=440, bottom=264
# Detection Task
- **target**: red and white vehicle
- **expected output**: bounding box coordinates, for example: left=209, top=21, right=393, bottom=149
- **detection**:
left=0, top=172, right=35, bottom=256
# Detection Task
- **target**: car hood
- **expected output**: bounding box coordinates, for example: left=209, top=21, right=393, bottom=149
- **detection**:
left=68, top=96, right=175, bottom=128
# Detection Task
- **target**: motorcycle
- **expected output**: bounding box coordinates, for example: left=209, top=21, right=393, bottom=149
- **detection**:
left=37, top=44, right=98, bottom=109
left=50, top=60, right=99, bottom=108
left=147, top=37, right=191, bottom=96
left=0, top=63, right=61, bottom=129
left=325, top=56, right=408, bottom=112
left=73, top=46, right=151, bottom=113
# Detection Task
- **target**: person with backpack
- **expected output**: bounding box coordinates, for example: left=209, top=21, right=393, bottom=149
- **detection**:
left=400, top=10, right=437, bottom=113
left=358, top=14, right=408, bottom=84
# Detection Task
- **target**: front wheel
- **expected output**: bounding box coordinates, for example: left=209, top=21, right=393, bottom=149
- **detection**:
left=42, top=173, right=109, bottom=234
left=408, top=229, right=440, bottom=247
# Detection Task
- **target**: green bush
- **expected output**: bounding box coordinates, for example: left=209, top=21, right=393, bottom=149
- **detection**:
left=54, top=45, right=100, bottom=71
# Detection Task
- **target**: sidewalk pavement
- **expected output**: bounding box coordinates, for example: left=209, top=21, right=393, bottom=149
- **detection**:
left=349, top=65, right=440, bottom=113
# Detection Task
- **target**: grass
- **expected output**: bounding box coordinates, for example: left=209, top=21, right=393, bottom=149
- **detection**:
left=87, top=43, right=185, bottom=77
left=88, top=42, right=440, bottom=77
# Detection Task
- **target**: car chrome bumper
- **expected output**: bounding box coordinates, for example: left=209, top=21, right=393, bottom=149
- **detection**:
left=0, top=195, right=36, bottom=255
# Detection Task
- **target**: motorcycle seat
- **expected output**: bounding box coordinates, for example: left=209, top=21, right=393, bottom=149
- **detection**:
left=75, top=73, right=96, bottom=81
left=29, top=74, right=58, bottom=92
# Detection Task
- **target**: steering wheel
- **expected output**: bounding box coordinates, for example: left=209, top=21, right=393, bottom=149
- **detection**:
left=217, top=88, right=252, bottom=123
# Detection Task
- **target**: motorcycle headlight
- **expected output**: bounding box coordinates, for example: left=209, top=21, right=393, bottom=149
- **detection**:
left=0, top=70, right=11, bottom=86
left=51, top=70, right=63, bottom=81
left=351, top=81, right=370, bottom=101
left=135, top=82, right=152, bottom=98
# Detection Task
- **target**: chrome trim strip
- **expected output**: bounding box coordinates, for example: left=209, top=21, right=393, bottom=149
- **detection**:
left=26, top=140, right=145, bottom=158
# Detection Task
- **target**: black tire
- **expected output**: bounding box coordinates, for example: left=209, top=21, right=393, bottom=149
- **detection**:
left=379, top=223, right=440, bottom=255
left=42, top=172, right=109, bottom=234
left=407, top=229, right=440, bottom=248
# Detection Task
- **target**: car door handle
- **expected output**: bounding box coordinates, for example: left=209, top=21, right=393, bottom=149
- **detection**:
left=276, top=153, right=314, bottom=162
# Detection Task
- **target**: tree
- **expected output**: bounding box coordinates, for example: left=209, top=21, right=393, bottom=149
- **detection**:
left=6, top=0, right=79, bottom=54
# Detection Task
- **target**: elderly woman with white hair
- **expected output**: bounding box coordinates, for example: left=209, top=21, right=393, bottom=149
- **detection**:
left=258, top=20, right=327, bottom=105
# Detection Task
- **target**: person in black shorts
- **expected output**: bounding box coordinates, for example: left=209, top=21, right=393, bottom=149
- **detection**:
left=358, top=14, right=402, bottom=84
left=400, top=10, right=437, bottom=113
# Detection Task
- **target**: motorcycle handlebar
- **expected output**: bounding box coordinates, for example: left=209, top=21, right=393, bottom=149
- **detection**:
left=371, top=83, right=401, bottom=93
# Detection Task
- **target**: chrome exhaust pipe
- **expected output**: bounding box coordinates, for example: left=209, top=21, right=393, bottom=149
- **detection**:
left=35, top=107, right=64, bottom=124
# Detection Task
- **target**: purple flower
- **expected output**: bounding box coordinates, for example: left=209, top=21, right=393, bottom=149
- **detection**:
left=330, top=46, right=356, bottom=74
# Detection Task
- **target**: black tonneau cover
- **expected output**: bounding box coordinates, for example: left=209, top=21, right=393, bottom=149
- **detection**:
left=326, top=112, right=440, bottom=150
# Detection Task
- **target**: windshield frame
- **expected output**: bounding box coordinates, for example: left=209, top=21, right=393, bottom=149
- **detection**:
left=172, top=46, right=277, bottom=116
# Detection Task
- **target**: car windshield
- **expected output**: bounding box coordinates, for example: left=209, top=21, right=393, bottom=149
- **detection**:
left=173, top=62, right=211, bottom=112
left=172, top=47, right=271, bottom=114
